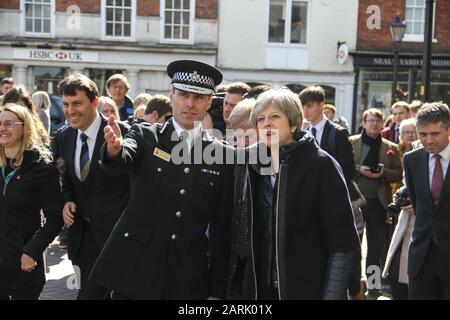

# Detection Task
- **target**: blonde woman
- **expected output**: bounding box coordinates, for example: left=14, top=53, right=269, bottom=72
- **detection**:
left=98, top=96, right=120, bottom=119
left=0, top=103, right=63, bottom=300
left=32, top=91, right=51, bottom=133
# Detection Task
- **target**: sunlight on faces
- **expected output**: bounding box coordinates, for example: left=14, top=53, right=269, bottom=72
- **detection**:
left=169, top=89, right=212, bottom=130
left=363, top=114, right=383, bottom=138
left=63, top=89, right=98, bottom=131
left=256, top=103, right=295, bottom=148
left=401, top=125, right=418, bottom=145
left=0, top=111, right=24, bottom=149
left=108, top=80, right=127, bottom=103
left=100, top=103, right=115, bottom=118
left=302, top=101, right=324, bottom=125
left=393, top=106, right=409, bottom=125
left=417, top=122, right=450, bottom=154
left=223, top=93, right=244, bottom=121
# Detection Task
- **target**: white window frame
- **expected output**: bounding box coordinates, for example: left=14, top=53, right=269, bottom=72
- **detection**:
left=160, top=0, right=195, bottom=44
left=20, top=0, right=55, bottom=38
left=266, top=0, right=309, bottom=48
left=101, top=0, right=136, bottom=41
left=403, top=0, right=436, bottom=42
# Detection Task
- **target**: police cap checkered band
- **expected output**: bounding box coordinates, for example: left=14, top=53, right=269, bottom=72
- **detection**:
left=167, top=60, right=223, bottom=95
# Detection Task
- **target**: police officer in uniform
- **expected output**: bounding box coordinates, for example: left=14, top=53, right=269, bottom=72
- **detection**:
left=90, top=60, right=234, bottom=300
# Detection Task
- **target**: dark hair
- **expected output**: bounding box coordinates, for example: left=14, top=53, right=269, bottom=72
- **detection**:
left=226, top=82, right=251, bottom=96
left=298, top=86, right=325, bottom=104
left=58, top=73, right=99, bottom=102
left=2, top=77, right=14, bottom=85
left=416, top=102, right=450, bottom=129
left=1, top=86, right=33, bottom=110
left=145, top=95, right=172, bottom=117
left=362, top=108, right=383, bottom=122
left=244, top=84, right=271, bottom=99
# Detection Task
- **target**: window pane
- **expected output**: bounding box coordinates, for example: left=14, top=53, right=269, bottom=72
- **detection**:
left=106, top=8, right=113, bottom=21
left=406, top=23, right=412, bottom=34
left=106, top=22, right=113, bottom=35
left=165, top=25, right=172, bottom=38
left=124, top=8, right=131, bottom=21
left=43, top=19, right=50, bottom=33
left=174, top=26, right=180, bottom=39
left=413, top=22, right=422, bottom=34
left=182, top=26, right=189, bottom=39
left=175, top=0, right=181, bottom=9
left=124, top=23, right=130, bottom=36
left=182, top=12, right=189, bottom=26
left=116, top=9, right=123, bottom=22
left=26, top=18, right=33, bottom=32
left=406, top=0, right=414, bottom=5
left=107, top=0, right=114, bottom=6
left=43, top=4, right=50, bottom=18
left=414, top=8, right=423, bottom=21
left=115, top=23, right=122, bottom=36
left=268, top=0, right=285, bottom=43
left=43, top=0, right=51, bottom=3
left=183, top=0, right=190, bottom=9
left=124, top=0, right=131, bottom=7
left=166, top=0, right=173, bottom=9
left=416, top=0, right=425, bottom=6
left=115, top=0, right=123, bottom=7
left=174, top=11, right=180, bottom=24
left=290, top=1, right=307, bottom=44
left=405, top=8, right=413, bottom=20
left=35, top=4, right=42, bottom=18
left=34, top=19, right=42, bottom=32
left=164, top=10, right=172, bottom=23
left=26, top=4, right=33, bottom=17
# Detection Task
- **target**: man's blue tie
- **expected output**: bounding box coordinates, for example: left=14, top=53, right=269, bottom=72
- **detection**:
left=79, top=133, right=90, bottom=181
left=311, top=127, right=317, bottom=140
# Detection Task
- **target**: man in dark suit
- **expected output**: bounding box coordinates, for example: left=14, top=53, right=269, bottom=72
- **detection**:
left=90, top=60, right=234, bottom=300
left=56, top=73, right=130, bottom=299
left=404, top=102, right=450, bottom=299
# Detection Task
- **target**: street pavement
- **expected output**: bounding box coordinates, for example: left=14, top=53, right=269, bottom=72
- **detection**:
left=39, top=234, right=391, bottom=300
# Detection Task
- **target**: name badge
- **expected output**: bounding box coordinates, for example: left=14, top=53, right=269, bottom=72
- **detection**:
left=153, top=147, right=171, bottom=162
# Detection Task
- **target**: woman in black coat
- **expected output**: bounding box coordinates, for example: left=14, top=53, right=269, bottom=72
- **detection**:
left=0, top=103, right=63, bottom=300
left=227, top=89, right=360, bottom=300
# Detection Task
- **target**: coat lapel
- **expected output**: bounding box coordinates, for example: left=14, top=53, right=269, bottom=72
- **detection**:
left=420, top=150, right=435, bottom=212
left=320, top=121, right=331, bottom=148
left=436, top=154, right=450, bottom=214
left=67, top=127, right=78, bottom=180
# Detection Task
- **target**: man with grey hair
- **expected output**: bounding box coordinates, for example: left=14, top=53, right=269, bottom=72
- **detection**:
left=404, top=102, right=450, bottom=299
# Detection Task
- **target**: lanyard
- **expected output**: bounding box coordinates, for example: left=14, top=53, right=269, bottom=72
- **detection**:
left=1, top=167, right=18, bottom=186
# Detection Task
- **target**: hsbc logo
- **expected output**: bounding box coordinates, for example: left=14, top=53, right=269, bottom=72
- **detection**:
left=55, top=52, right=68, bottom=60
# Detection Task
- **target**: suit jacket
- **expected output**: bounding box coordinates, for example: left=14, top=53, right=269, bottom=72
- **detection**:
left=349, top=134, right=402, bottom=209
left=404, top=147, right=450, bottom=278
left=382, top=123, right=397, bottom=143
left=90, top=119, right=234, bottom=299
left=319, top=120, right=358, bottom=200
left=54, top=115, right=130, bottom=261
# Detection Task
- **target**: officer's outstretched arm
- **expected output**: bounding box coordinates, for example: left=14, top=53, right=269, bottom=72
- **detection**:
left=104, top=115, right=124, bottom=159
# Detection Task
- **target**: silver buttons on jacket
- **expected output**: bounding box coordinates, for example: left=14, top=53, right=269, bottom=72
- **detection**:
left=184, top=167, right=190, bottom=174
left=124, top=232, right=129, bottom=238
left=180, top=189, right=186, bottom=196
left=157, top=167, right=162, bottom=172
left=171, top=234, right=178, bottom=240
left=176, top=211, right=182, bottom=218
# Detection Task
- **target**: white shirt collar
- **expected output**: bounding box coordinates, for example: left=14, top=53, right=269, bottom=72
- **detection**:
left=78, top=112, right=101, bottom=140
left=171, top=117, right=203, bottom=140
left=429, top=141, right=450, bottom=161
left=312, top=117, right=327, bottom=132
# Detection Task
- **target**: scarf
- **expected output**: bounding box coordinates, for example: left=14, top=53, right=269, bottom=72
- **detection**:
left=361, top=129, right=381, bottom=168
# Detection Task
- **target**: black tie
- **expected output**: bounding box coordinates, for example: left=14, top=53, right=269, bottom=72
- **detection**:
left=311, top=127, right=317, bottom=140
left=79, top=133, right=90, bottom=181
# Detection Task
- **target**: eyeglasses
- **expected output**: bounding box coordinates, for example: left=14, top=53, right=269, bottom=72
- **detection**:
left=0, top=120, right=24, bottom=128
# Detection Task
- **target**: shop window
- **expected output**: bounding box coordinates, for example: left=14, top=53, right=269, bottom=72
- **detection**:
left=268, top=0, right=308, bottom=45
left=161, top=0, right=195, bottom=43
left=89, top=69, right=123, bottom=96
left=102, top=0, right=136, bottom=41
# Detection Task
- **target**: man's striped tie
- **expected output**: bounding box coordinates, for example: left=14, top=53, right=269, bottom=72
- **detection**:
left=79, top=133, right=90, bottom=181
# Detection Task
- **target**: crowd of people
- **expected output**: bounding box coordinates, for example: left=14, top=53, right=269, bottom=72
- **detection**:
left=0, top=59, right=449, bottom=300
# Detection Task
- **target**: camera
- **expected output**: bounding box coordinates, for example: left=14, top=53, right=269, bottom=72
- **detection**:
left=369, top=165, right=381, bottom=174
left=387, top=186, right=410, bottom=216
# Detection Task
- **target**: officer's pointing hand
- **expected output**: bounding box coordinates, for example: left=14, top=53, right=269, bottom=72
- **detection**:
left=104, top=115, right=124, bottom=159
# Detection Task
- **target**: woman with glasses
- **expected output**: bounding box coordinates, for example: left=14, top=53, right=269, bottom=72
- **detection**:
left=227, top=89, right=360, bottom=300
left=0, top=103, right=63, bottom=300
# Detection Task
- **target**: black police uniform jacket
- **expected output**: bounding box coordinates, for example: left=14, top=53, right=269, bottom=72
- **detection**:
left=0, top=149, right=63, bottom=293
left=90, top=119, right=234, bottom=299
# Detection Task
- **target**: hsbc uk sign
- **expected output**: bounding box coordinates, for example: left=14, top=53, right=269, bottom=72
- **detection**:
left=14, top=48, right=98, bottom=62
